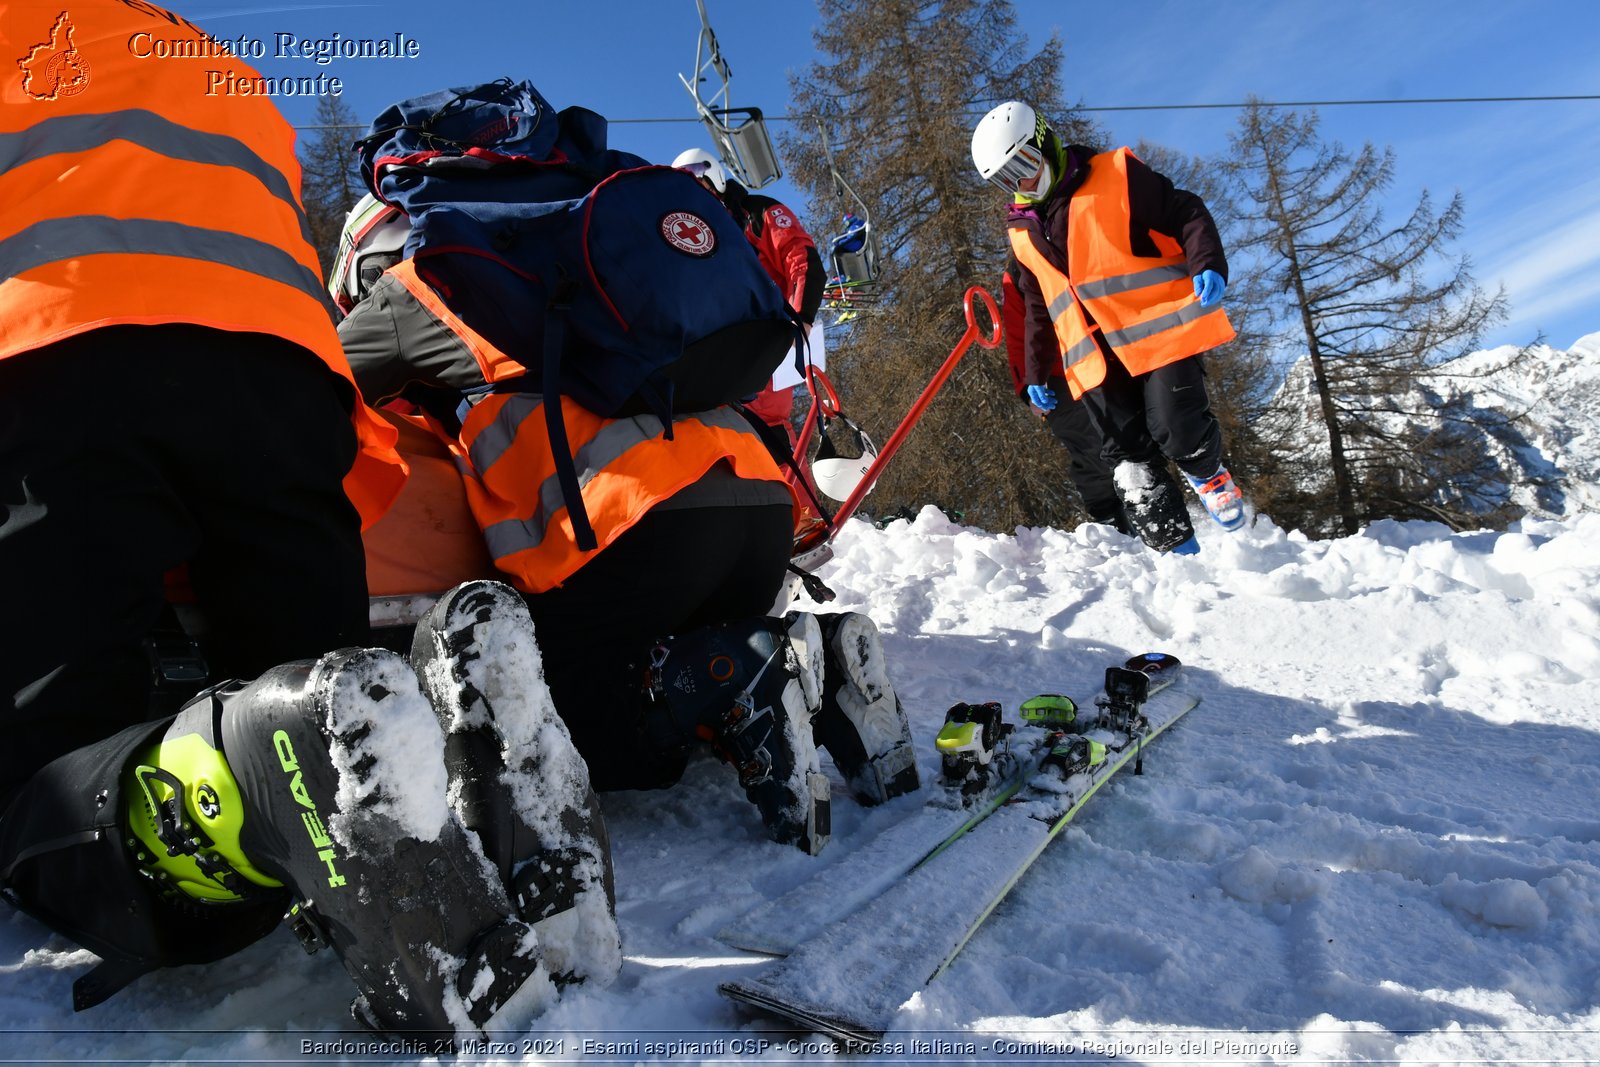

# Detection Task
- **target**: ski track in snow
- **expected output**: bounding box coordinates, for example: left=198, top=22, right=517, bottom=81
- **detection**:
left=6, top=500, right=1600, bottom=1063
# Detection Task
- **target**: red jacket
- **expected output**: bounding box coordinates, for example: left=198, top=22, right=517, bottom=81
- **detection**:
left=723, top=184, right=825, bottom=429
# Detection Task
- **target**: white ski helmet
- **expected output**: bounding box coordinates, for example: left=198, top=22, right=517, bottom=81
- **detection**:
left=971, top=101, right=1056, bottom=200
left=328, top=193, right=410, bottom=314
left=811, top=417, right=879, bottom=503
left=671, top=147, right=729, bottom=195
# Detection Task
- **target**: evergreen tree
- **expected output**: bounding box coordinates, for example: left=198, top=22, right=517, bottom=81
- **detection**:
left=298, top=94, right=366, bottom=277
left=1225, top=102, right=1511, bottom=536
left=781, top=0, right=1103, bottom=532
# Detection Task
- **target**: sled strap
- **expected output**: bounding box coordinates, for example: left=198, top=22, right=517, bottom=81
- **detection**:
left=786, top=563, right=836, bottom=603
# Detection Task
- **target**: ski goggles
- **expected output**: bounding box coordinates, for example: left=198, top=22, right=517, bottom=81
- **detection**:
left=984, top=141, right=1046, bottom=194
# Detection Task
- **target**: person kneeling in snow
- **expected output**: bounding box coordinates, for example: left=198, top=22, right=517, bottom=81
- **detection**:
left=335, top=97, right=918, bottom=856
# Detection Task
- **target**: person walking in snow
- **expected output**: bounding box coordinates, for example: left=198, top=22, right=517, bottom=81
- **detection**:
left=0, top=1, right=616, bottom=1033
left=972, top=101, right=1247, bottom=554
left=672, top=148, right=827, bottom=446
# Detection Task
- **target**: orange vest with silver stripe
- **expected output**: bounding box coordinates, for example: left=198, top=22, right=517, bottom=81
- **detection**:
left=1008, top=148, right=1236, bottom=400
left=0, top=1, right=403, bottom=526
left=385, top=259, right=786, bottom=594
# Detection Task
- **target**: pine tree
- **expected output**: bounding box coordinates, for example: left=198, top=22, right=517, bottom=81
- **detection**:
left=1226, top=102, right=1510, bottom=536
left=781, top=0, right=1103, bottom=532
left=298, top=94, right=366, bottom=277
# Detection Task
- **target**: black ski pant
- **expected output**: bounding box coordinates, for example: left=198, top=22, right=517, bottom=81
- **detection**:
left=1039, top=374, right=1132, bottom=534
left=1074, top=354, right=1226, bottom=551
left=0, top=325, right=370, bottom=807
left=1079, top=353, right=1224, bottom=481
left=523, top=501, right=794, bottom=792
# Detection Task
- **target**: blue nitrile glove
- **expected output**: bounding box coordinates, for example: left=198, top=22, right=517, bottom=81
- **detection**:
left=1026, top=384, right=1057, bottom=412
left=1193, top=269, right=1226, bottom=307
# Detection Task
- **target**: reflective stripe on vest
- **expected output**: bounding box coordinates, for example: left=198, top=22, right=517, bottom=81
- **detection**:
left=1009, top=148, right=1235, bottom=399
left=0, top=216, right=324, bottom=298
left=0, top=110, right=317, bottom=251
left=384, top=256, right=783, bottom=593
left=473, top=405, right=760, bottom=559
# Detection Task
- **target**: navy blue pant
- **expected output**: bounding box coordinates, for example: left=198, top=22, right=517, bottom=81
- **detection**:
left=0, top=325, right=367, bottom=1001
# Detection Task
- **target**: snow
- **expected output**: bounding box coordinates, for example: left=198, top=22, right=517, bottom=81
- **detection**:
left=323, top=649, right=450, bottom=845
left=8, top=497, right=1600, bottom=1062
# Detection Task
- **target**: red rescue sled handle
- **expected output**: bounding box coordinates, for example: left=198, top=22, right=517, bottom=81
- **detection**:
left=797, top=286, right=1000, bottom=551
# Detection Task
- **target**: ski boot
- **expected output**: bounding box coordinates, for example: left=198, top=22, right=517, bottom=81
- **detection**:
left=935, top=701, right=1009, bottom=797
left=806, top=611, right=920, bottom=805
left=645, top=616, right=830, bottom=854
left=1114, top=458, right=1197, bottom=553
left=409, top=581, right=621, bottom=988
left=124, top=648, right=546, bottom=1034
left=1183, top=465, right=1247, bottom=531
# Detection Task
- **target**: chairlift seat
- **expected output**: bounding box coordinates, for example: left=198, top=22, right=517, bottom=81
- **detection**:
left=705, top=106, right=781, bottom=189
left=831, top=246, right=875, bottom=289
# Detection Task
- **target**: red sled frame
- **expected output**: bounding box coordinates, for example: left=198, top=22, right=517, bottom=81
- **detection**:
left=790, top=285, right=1000, bottom=571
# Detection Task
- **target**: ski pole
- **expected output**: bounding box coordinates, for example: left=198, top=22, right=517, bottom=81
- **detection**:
left=826, top=285, right=1001, bottom=531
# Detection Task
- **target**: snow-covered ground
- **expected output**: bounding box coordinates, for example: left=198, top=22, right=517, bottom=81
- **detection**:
left=7, top=504, right=1600, bottom=1063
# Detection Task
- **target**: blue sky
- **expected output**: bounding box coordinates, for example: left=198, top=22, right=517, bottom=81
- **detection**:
left=178, top=1, right=1598, bottom=352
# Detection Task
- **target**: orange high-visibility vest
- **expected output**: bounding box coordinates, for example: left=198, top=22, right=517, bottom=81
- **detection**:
left=386, top=259, right=786, bottom=593
left=1, top=1, right=403, bottom=526
left=1009, top=148, right=1236, bottom=399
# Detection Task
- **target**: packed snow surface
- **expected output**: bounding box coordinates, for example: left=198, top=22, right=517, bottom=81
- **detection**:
left=6, top=504, right=1600, bottom=1064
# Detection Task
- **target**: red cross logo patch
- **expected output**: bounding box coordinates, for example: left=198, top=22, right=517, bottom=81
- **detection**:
left=661, top=211, right=716, bottom=256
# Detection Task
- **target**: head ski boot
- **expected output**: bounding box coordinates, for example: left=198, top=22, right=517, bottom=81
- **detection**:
left=645, top=616, right=830, bottom=854
left=124, top=648, right=547, bottom=1035
left=806, top=611, right=920, bottom=805
left=409, top=580, right=621, bottom=987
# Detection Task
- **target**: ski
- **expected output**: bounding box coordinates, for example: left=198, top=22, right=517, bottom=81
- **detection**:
left=715, top=654, right=1179, bottom=956
left=719, top=656, right=1197, bottom=1044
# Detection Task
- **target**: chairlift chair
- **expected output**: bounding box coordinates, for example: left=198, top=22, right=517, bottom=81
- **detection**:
left=815, top=119, right=882, bottom=323
left=679, top=0, right=782, bottom=189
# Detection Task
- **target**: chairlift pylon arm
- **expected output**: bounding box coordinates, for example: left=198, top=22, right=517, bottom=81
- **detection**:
left=677, top=0, right=783, bottom=189
left=679, top=0, right=733, bottom=124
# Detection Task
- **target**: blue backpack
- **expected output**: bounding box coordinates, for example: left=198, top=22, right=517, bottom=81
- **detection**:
left=356, top=79, right=802, bottom=549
